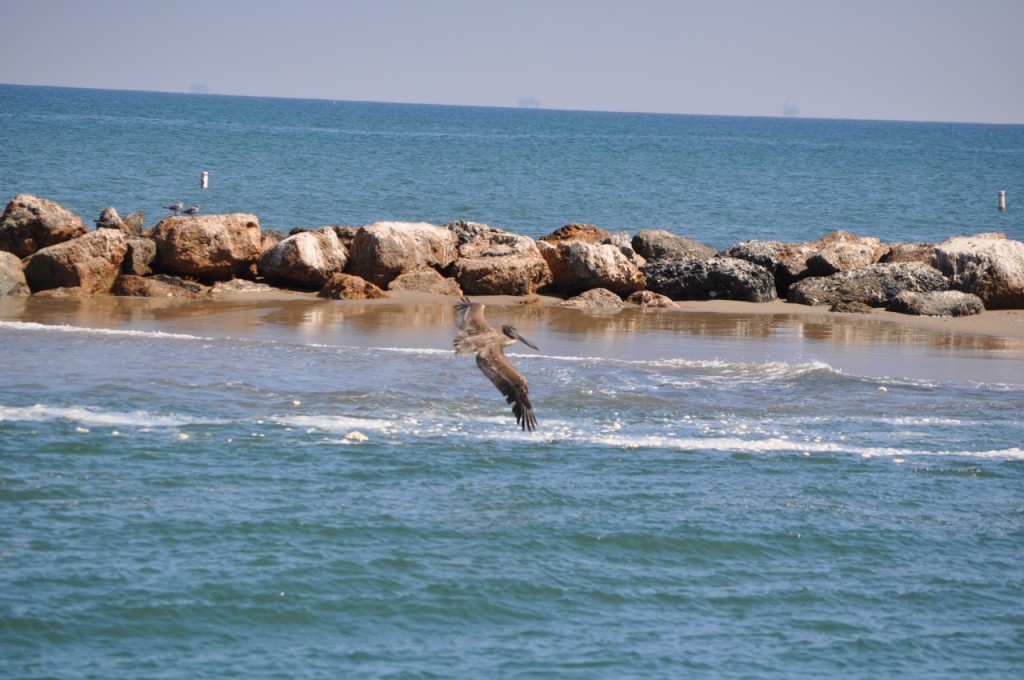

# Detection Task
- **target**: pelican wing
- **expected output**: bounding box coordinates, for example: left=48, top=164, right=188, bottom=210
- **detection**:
left=454, top=300, right=498, bottom=356
left=475, top=348, right=538, bottom=432
left=455, top=300, right=495, bottom=335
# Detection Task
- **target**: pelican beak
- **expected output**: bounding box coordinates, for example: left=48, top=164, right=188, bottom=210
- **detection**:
left=509, top=327, right=539, bottom=351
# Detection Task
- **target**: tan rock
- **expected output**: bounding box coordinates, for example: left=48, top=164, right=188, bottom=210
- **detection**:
left=540, top=240, right=646, bottom=296
left=452, top=232, right=552, bottom=296
left=23, top=229, right=128, bottom=294
left=881, top=242, right=935, bottom=264
left=0, top=251, right=29, bottom=296
left=347, top=221, right=457, bottom=288
left=388, top=268, right=463, bottom=296
left=258, top=227, right=347, bottom=288
left=151, top=213, right=262, bottom=279
left=112, top=274, right=205, bottom=298
left=932, top=233, right=1024, bottom=309
left=626, top=290, right=678, bottom=308
left=555, top=287, right=624, bottom=308
left=0, top=194, right=90, bottom=258
left=540, top=223, right=611, bottom=244
left=805, top=230, right=888, bottom=276
left=317, top=273, right=389, bottom=300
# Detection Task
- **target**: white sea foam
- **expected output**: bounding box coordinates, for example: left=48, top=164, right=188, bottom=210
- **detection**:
left=0, top=320, right=209, bottom=341
left=0, top=403, right=223, bottom=428
left=274, top=414, right=401, bottom=434
left=269, top=409, right=1024, bottom=460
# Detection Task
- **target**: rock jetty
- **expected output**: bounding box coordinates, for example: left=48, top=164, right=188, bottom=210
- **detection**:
left=2, top=194, right=1022, bottom=317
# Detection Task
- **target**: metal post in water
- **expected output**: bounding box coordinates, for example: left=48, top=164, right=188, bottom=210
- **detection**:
left=999, top=190, right=1006, bottom=211
left=201, top=171, right=209, bottom=189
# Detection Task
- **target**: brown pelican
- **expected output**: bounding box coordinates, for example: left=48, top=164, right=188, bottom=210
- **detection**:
left=454, top=298, right=539, bottom=432
left=163, top=201, right=184, bottom=215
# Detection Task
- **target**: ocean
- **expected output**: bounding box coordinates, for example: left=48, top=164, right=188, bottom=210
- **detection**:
left=1, top=84, right=1022, bottom=247
left=2, top=86, right=1024, bottom=678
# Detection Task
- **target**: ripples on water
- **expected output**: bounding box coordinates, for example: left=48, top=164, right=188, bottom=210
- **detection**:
left=1, top=318, right=1023, bottom=678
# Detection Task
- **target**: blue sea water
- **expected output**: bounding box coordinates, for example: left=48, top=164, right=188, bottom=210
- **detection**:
left=2, top=86, right=1024, bottom=678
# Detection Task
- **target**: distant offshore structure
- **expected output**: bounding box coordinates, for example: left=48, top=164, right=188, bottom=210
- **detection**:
left=518, top=96, right=541, bottom=109
left=782, top=104, right=801, bottom=118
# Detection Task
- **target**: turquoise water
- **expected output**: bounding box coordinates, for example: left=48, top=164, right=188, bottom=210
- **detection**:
left=1, top=84, right=1022, bottom=248
left=2, top=87, right=1024, bottom=677
left=1, top=297, right=1023, bottom=678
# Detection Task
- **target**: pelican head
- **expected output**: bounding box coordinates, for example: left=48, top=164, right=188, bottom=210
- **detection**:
left=502, top=324, right=539, bottom=350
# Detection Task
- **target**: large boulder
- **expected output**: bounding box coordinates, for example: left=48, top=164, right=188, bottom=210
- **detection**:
left=347, top=221, right=457, bottom=288
left=724, top=239, right=816, bottom=295
left=0, top=251, right=29, bottom=296
left=23, top=229, right=128, bottom=294
left=152, top=213, right=262, bottom=279
left=932, top=234, right=1024, bottom=309
left=787, top=262, right=948, bottom=308
left=632, top=229, right=716, bottom=261
left=804, top=230, right=887, bottom=276
left=258, top=227, right=348, bottom=289
left=0, top=194, right=90, bottom=258
left=452, top=231, right=552, bottom=296
left=540, top=240, right=646, bottom=296
left=886, top=290, right=985, bottom=317
left=642, top=256, right=777, bottom=302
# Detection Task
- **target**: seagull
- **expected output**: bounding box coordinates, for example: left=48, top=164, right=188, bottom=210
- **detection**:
left=454, top=298, right=539, bottom=432
left=163, top=201, right=184, bottom=215
left=182, top=204, right=201, bottom=216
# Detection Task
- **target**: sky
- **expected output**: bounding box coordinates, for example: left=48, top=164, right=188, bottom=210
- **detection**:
left=1, top=0, right=1022, bottom=124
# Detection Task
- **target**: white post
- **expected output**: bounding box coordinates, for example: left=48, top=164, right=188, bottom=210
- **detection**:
left=201, top=171, right=209, bottom=190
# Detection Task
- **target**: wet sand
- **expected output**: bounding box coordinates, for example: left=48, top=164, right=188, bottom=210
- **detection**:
left=2, top=292, right=1024, bottom=385
left=3, top=291, right=1023, bottom=342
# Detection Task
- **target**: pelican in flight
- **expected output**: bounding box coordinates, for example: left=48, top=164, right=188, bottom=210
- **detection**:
left=454, top=298, right=539, bottom=432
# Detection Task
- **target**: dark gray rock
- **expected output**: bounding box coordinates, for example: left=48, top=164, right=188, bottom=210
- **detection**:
left=642, top=256, right=777, bottom=302
left=445, top=220, right=507, bottom=246
left=787, top=262, right=948, bottom=308
left=723, top=239, right=814, bottom=295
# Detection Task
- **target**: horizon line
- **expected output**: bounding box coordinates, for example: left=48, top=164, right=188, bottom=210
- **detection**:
left=2, top=81, right=1021, bottom=127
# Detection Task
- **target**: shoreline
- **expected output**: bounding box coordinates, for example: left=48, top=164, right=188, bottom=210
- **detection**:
left=3, top=291, right=1024, bottom=349
left=3, top=291, right=1024, bottom=385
